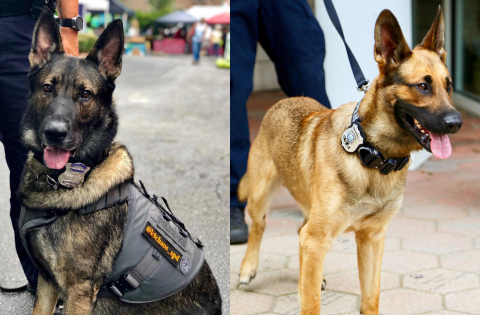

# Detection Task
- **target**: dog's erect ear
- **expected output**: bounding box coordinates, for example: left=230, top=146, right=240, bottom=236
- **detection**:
left=420, top=6, right=446, bottom=63
left=29, top=7, right=63, bottom=68
left=374, top=9, right=411, bottom=71
left=86, top=20, right=124, bottom=80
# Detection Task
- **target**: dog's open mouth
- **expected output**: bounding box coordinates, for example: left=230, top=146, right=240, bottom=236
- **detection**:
left=42, top=145, right=76, bottom=169
left=401, top=112, right=452, bottom=159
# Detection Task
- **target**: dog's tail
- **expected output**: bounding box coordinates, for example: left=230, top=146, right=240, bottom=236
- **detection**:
left=237, top=174, right=248, bottom=202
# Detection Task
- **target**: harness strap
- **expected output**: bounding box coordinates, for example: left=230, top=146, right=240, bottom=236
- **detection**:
left=107, top=247, right=161, bottom=297
left=77, top=182, right=130, bottom=215
left=323, top=0, right=369, bottom=91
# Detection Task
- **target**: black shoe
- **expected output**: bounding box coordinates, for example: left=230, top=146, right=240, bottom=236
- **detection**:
left=230, top=207, right=248, bottom=244
left=27, top=282, right=37, bottom=295
left=0, top=283, right=27, bottom=293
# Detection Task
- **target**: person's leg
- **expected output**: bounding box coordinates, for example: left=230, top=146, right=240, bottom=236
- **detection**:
left=230, top=0, right=259, bottom=244
left=0, top=14, right=39, bottom=291
left=258, top=0, right=331, bottom=108
left=193, top=41, right=201, bottom=62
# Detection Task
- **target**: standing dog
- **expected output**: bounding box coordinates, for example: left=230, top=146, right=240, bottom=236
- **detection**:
left=19, top=9, right=221, bottom=315
left=238, top=7, right=461, bottom=315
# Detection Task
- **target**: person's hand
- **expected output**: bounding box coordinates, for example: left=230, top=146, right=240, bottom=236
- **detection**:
left=60, top=27, right=79, bottom=56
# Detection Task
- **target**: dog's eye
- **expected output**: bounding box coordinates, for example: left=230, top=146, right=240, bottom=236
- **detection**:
left=417, top=83, right=428, bottom=91
left=81, top=90, right=91, bottom=99
left=447, top=81, right=453, bottom=92
left=43, top=84, right=52, bottom=93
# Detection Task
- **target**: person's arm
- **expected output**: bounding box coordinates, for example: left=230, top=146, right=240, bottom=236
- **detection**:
left=57, top=0, right=79, bottom=56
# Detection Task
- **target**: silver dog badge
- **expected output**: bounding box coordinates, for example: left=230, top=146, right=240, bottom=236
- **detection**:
left=58, top=163, right=90, bottom=188
left=341, top=124, right=364, bottom=153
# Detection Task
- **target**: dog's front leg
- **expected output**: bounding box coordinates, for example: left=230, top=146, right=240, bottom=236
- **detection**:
left=33, top=274, right=59, bottom=315
left=355, top=225, right=388, bottom=315
left=63, top=281, right=100, bottom=315
left=298, top=213, right=344, bottom=314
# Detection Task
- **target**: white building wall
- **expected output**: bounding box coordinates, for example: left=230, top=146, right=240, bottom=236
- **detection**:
left=315, top=0, right=412, bottom=109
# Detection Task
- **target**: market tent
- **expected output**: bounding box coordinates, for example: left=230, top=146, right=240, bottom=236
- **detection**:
left=206, top=12, right=229, bottom=24
left=109, top=0, right=135, bottom=17
left=186, top=4, right=229, bottom=20
left=156, top=10, right=198, bottom=24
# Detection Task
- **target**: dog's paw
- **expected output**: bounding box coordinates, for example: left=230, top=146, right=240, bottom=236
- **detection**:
left=238, top=270, right=256, bottom=286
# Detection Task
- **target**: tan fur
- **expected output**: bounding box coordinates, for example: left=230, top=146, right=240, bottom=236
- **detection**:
left=238, top=7, right=455, bottom=315
left=19, top=142, right=134, bottom=210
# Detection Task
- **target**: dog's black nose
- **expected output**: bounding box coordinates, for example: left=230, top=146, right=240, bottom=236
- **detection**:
left=44, top=120, right=68, bottom=143
left=443, top=112, right=463, bottom=134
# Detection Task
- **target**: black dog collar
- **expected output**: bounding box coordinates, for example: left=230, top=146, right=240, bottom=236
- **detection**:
left=341, top=98, right=410, bottom=175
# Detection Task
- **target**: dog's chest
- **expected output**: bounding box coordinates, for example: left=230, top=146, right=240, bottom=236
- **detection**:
left=344, top=176, right=405, bottom=222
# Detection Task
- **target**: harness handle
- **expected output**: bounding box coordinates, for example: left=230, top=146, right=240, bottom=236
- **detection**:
left=323, top=0, right=369, bottom=92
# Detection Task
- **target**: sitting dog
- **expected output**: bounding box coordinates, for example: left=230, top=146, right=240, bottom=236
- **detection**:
left=18, top=8, right=221, bottom=315
left=237, top=7, right=461, bottom=315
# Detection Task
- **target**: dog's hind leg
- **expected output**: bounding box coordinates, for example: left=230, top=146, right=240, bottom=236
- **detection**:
left=238, top=142, right=281, bottom=285
left=32, top=274, right=59, bottom=315
left=63, top=281, right=100, bottom=315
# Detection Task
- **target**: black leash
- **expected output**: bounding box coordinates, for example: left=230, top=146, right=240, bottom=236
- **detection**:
left=323, top=0, right=410, bottom=175
left=323, top=0, right=369, bottom=92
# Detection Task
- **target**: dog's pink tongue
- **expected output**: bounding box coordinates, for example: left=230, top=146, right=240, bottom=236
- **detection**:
left=427, top=131, right=452, bottom=159
left=44, top=145, right=70, bottom=169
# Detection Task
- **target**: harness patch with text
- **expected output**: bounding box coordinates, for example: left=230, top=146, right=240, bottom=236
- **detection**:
left=143, top=222, right=182, bottom=268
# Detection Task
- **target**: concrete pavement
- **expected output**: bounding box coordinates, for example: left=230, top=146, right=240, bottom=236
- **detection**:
left=0, top=55, right=230, bottom=314
left=230, top=91, right=480, bottom=315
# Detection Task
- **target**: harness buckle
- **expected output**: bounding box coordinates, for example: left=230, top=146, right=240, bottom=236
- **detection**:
left=107, top=282, right=123, bottom=298
left=396, top=156, right=410, bottom=171
left=379, top=159, right=397, bottom=175
left=358, top=146, right=384, bottom=169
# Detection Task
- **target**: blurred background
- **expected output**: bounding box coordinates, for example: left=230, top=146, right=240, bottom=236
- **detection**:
left=77, top=0, right=230, bottom=67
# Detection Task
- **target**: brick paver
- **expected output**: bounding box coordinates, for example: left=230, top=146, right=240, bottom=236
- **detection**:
left=230, top=91, right=480, bottom=314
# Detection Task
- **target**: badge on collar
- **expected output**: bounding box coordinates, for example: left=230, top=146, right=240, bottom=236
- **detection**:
left=58, top=163, right=90, bottom=188
left=341, top=123, right=364, bottom=153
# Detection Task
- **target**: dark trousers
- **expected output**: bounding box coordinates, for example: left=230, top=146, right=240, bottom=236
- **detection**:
left=0, top=14, right=38, bottom=286
left=230, top=0, right=331, bottom=208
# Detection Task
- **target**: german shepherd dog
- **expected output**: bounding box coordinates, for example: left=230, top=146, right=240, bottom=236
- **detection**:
left=237, top=7, right=462, bottom=315
left=18, top=9, right=221, bottom=315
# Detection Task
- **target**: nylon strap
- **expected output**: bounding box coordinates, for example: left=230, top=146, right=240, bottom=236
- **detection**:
left=323, top=0, right=369, bottom=91
left=124, top=247, right=160, bottom=289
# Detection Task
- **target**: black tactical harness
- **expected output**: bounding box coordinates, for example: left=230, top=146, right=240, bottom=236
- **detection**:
left=324, top=0, right=410, bottom=175
left=19, top=181, right=205, bottom=303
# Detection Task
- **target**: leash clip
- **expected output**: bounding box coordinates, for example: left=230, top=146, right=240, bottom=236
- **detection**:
left=357, top=80, right=370, bottom=93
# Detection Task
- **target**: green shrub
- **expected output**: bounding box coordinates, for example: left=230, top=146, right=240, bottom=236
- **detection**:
left=136, top=9, right=172, bottom=32
left=78, top=33, right=98, bottom=53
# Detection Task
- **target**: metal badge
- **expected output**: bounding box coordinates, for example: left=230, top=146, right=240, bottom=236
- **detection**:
left=341, top=124, right=364, bottom=153
left=58, top=163, right=90, bottom=188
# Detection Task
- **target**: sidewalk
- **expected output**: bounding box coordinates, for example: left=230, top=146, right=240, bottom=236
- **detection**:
left=230, top=91, right=480, bottom=315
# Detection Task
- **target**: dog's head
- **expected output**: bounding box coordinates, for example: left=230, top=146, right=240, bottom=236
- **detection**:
left=373, top=6, right=461, bottom=159
left=21, top=8, right=124, bottom=169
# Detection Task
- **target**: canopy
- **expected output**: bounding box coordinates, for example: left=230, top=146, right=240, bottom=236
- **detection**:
left=156, top=10, right=198, bottom=24
left=109, top=0, right=135, bottom=17
left=206, top=12, right=229, bottom=24
left=186, top=4, right=229, bottom=20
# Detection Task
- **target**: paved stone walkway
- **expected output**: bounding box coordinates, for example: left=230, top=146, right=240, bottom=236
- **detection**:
left=230, top=91, right=480, bottom=315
